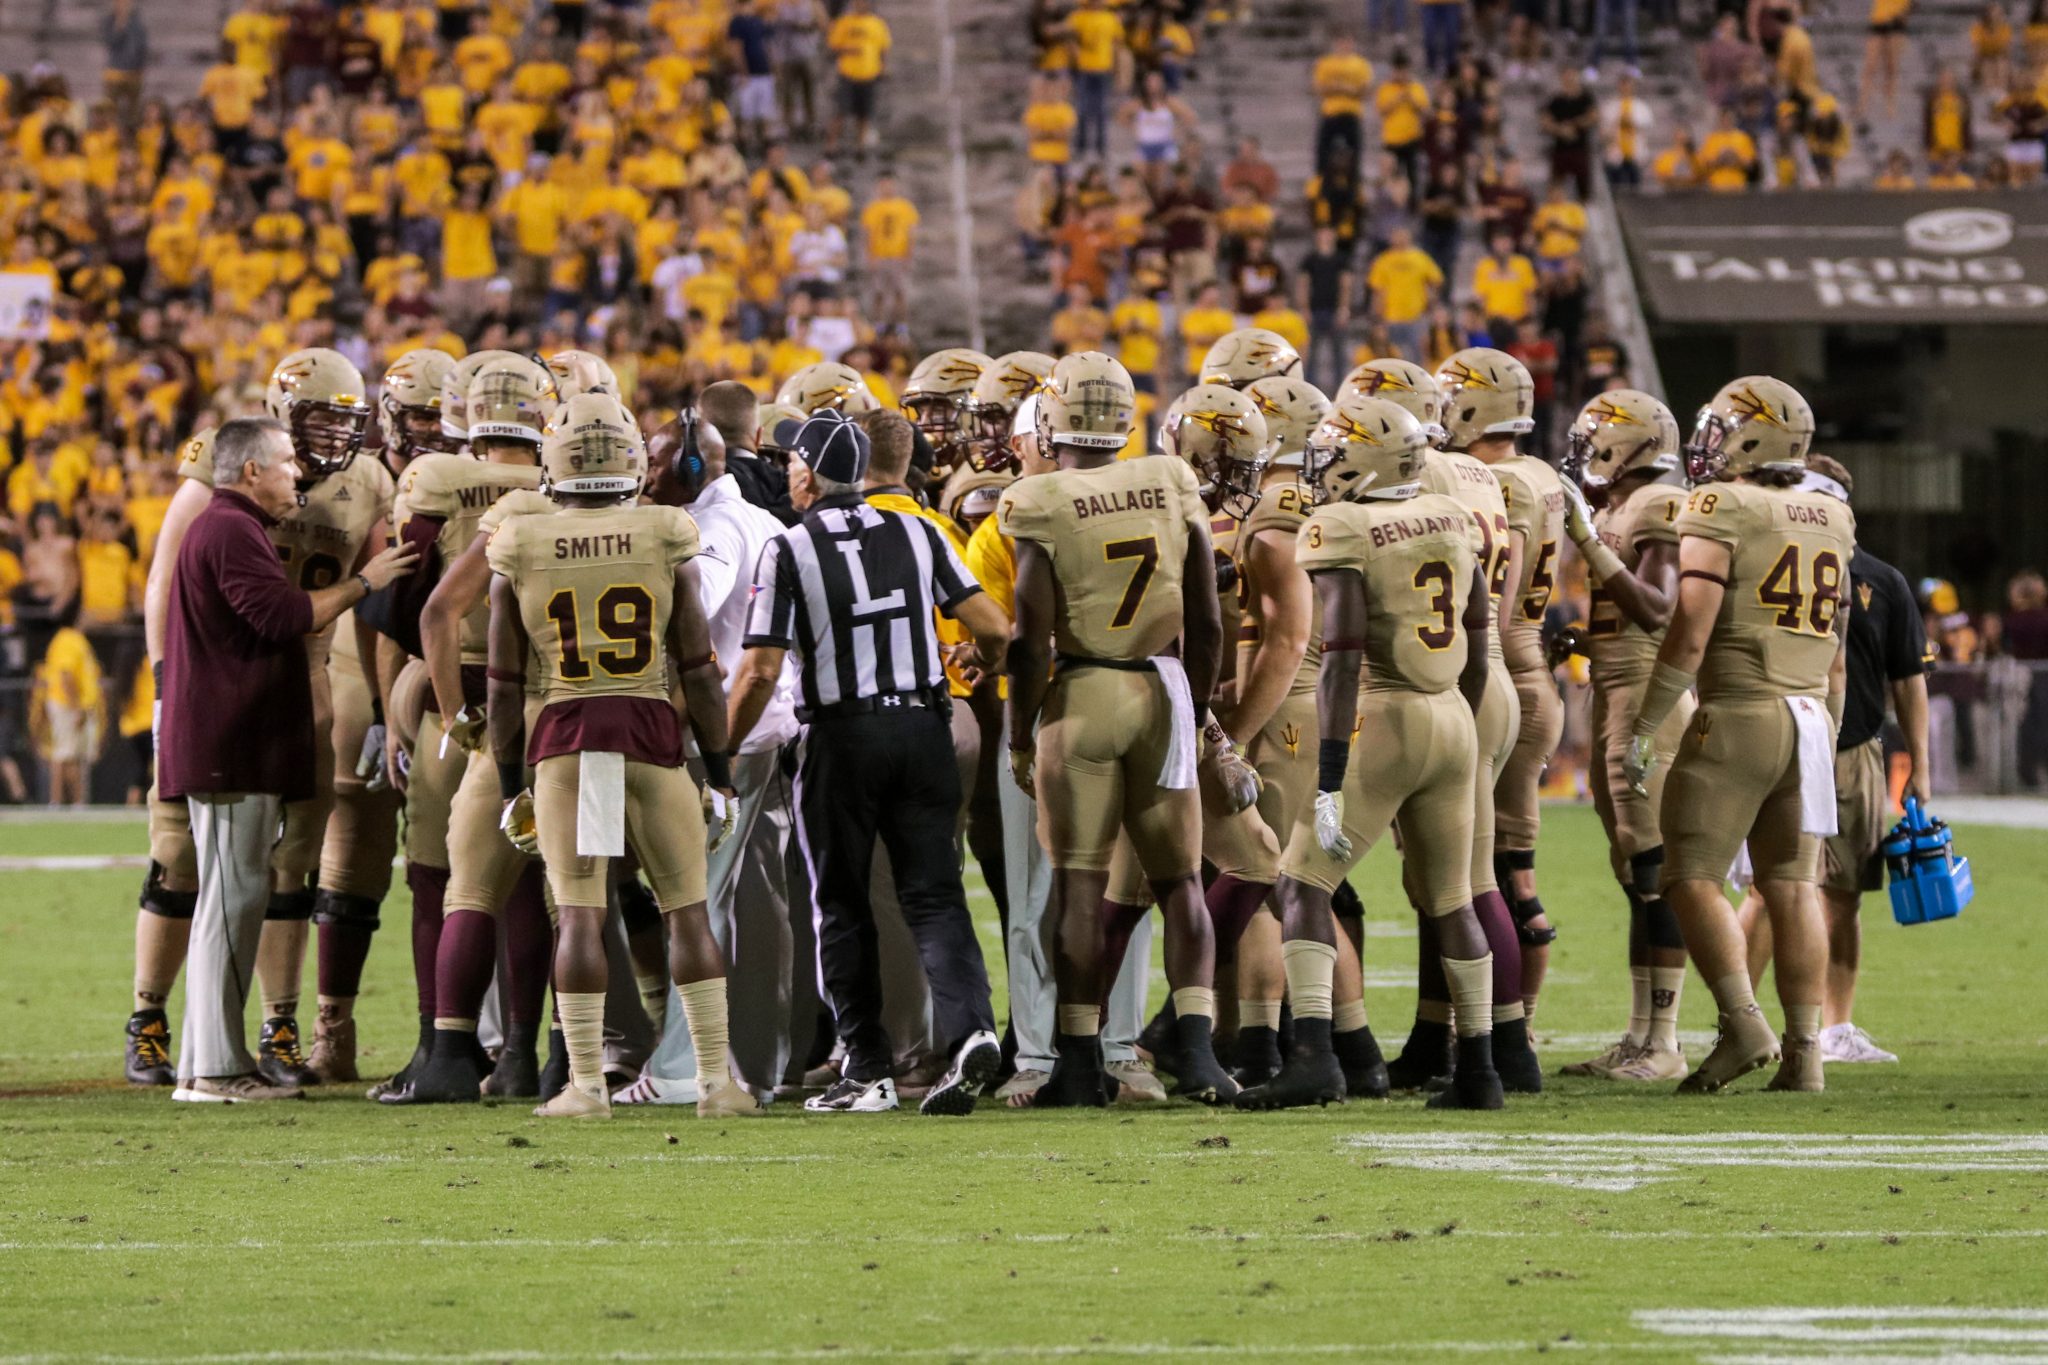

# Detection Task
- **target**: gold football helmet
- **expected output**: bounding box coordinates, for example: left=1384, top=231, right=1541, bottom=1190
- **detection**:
left=467, top=354, right=559, bottom=445
left=902, top=348, right=993, bottom=472
left=1245, top=376, right=1331, bottom=469
left=967, top=350, right=1055, bottom=470
left=542, top=392, right=647, bottom=500
left=1199, top=327, right=1303, bottom=388
left=1341, top=358, right=1445, bottom=446
left=546, top=349, right=620, bottom=402
left=265, top=348, right=370, bottom=477
left=756, top=401, right=807, bottom=458
left=1305, top=394, right=1427, bottom=505
left=1435, top=347, right=1535, bottom=449
left=1159, top=383, right=1276, bottom=516
left=441, top=349, right=523, bottom=442
left=379, top=349, right=461, bottom=464
left=1685, top=375, right=1814, bottom=482
left=777, top=361, right=879, bottom=415
left=1567, top=389, right=1680, bottom=490
left=1035, top=351, right=1136, bottom=453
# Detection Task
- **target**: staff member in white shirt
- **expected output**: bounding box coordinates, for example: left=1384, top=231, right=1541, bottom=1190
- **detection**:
left=617, top=410, right=804, bottom=1106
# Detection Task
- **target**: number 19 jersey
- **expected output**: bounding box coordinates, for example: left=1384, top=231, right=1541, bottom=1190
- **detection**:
left=1676, top=480, right=1856, bottom=703
left=996, top=456, right=1209, bottom=661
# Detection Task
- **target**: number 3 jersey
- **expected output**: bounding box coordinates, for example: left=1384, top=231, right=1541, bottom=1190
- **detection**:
left=995, top=455, right=1208, bottom=662
left=1676, top=479, right=1855, bottom=704
left=1296, top=492, right=1481, bottom=695
left=484, top=502, right=703, bottom=766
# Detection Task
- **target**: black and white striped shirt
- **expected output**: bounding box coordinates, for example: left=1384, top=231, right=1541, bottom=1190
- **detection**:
left=744, top=493, right=982, bottom=710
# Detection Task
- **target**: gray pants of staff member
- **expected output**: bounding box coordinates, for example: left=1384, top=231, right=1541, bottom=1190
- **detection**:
left=1000, top=720, right=1154, bottom=1075
left=644, top=747, right=796, bottom=1099
left=179, top=793, right=283, bottom=1080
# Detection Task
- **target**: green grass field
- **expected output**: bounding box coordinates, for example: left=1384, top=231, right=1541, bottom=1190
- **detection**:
left=2, top=805, right=2044, bottom=1363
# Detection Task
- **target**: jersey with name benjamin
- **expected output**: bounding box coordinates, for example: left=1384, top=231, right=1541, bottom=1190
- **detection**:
left=1296, top=491, right=1480, bottom=695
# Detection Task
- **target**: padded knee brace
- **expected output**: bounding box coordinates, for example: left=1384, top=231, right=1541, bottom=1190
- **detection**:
left=313, top=888, right=382, bottom=931
left=617, top=875, right=662, bottom=936
left=266, top=888, right=317, bottom=922
left=138, top=862, right=197, bottom=920
left=1633, top=848, right=1684, bottom=950
left=1329, top=878, right=1365, bottom=925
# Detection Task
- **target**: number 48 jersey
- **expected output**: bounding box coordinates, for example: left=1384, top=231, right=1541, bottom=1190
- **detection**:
left=996, top=456, right=1209, bottom=661
left=1676, top=480, right=1856, bottom=703
left=485, top=503, right=703, bottom=709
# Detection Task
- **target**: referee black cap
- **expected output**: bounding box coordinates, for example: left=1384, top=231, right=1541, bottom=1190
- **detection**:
left=777, top=411, right=871, bottom=483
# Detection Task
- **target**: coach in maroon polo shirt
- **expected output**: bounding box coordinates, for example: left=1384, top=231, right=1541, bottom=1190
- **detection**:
left=159, top=417, right=417, bottom=1103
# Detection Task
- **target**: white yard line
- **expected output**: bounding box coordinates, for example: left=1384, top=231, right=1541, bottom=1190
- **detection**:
left=0, top=1344, right=1636, bottom=1364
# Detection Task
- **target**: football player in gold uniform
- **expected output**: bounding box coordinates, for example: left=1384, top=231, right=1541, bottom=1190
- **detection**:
left=488, top=393, right=752, bottom=1119
left=1238, top=395, right=1504, bottom=1111
left=1556, top=390, right=1694, bottom=1082
left=1000, top=353, right=1238, bottom=1106
left=1625, top=377, right=1853, bottom=1095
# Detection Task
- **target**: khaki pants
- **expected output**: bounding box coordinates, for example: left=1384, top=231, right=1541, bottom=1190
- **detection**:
left=1282, top=688, right=1477, bottom=913
left=1588, top=672, right=1694, bottom=882
left=1822, top=738, right=1887, bottom=895
left=1035, top=666, right=1200, bottom=878
left=532, top=753, right=708, bottom=910
left=1494, top=665, right=1563, bottom=852
left=403, top=708, right=468, bottom=869
left=320, top=647, right=399, bottom=899
left=1661, top=698, right=1821, bottom=888
left=179, top=793, right=283, bottom=1080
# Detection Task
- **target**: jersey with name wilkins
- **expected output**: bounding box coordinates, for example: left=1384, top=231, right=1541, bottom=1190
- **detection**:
left=1676, top=479, right=1856, bottom=704
left=396, top=453, right=545, bottom=663
left=1297, top=492, right=1482, bottom=695
left=996, top=455, right=1208, bottom=662
left=485, top=502, right=702, bottom=766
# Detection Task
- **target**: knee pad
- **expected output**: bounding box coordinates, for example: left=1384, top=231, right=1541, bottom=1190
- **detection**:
left=617, top=875, right=661, bottom=935
left=1329, top=878, right=1364, bottom=925
left=266, top=888, right=317, bottom=922
left=1628, top=846, right=1665, bottom=903
left=1511, top=895, right=1557, bottom=946
left=1641, top=893, right=1685, bottom=952
left=138, top=863, right=197, bottom=920
left=313, top=888, right=382, bottom=931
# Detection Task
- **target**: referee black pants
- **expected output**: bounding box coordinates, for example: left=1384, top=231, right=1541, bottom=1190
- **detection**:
left=795, top=706, right=995, bottom=1082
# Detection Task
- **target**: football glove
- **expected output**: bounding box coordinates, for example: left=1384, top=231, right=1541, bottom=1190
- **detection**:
left=1204, top=722, right=1262, bottom=814
left=1545, top=623, right=1586, bottom=671
left=1622, top=734, right=1658, bottom=798
left=1314, top=790, right=1353, bottom=860
left=704, top=785, right=738, bottom=854
left=1009, top=745, right=1036, bottom=796
left=499, top=790, right=539, bottom=854
left=356, top=722, right=391, bottom=792
left=443, top=704, right=487, bottom=756
left=1559, top=476, right=1597, bottom=547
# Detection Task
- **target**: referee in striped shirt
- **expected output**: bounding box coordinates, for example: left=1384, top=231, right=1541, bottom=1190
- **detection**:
left=727, top=413, right=1011, bottom=1115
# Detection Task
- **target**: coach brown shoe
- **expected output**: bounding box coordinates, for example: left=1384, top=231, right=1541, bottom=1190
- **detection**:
left=1766, top=1033, right=1825, bottom=1093
left=308, top=1011, right=358, bottom=1084
left=173, top=1073, right=305, bottom=1103
left=1677, top=1006, right=1779, bottom=1094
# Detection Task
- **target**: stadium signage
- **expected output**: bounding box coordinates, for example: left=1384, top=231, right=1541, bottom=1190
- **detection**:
left=1616, top=191, right=2048, bottom=323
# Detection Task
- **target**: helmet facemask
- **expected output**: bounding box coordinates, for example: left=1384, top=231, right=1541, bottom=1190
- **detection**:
left=292, top=399, right=369, bottom=481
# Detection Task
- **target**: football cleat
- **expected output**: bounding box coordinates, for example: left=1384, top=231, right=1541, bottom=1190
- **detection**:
left=538, top=1027, right=570, bottom=1102
left=1676, top=1005, right=1780, bottom=1094
left=1560, top=1035, right=1640, bottom=1077
left=368, top=1019, right=434, bottom=1100
left=482, top=1023, right=540, bottom=1098
left=613, top=1073, right=698, bottom=1106
left=697, top=1078, right=766, bottom=1118
left=1135, top=1001, right=1179, bottom=1075
left=1384, top=1019, right=1452, bottom=1090
left=1232, top=1024, right=1282, bottom=1089
left=1492, top=1017, right=1543, bottom=1094
left=1168, top=1016, right=1241, bottom=1106
left=1234, top=1021, right=1346, bottom=1110
left=124, top=1010, right=175, bottom=1087
left=1767, top=1033, right=1826, bottom=1092
left=996, top=1068, right=1050, bottom=1108
left=1425, top=1036, right=1505, bottom=1110
left=1819, top=1022, right=1897, bottom=1064
left=533, top=1083, right=612, bottom=1118
left=258, top=1017, right=320, bottom=1088
left=1608, top=1044, right=1689, bottom=1082
left=920, top=1030, right=1002, bottom=1116
left=307, top=1014, right=357, bottom=1085
left=173, top=1073, right=305, bottom=1103
left=378, top=1030, right=487, bottom=1104
left=1106, top=1059, right=1166, bottom=1103
left=1334, top=1025, right=1391, bottom=1100
left=804, top=1076, right=900, bottom=1113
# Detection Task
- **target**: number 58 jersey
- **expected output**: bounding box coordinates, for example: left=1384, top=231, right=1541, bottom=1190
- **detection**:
left=485, top=503, right=703, bottom=709
left=996, top=456, right=1209, bottom=661
left=1676, top=480, right=1856, bottom=704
